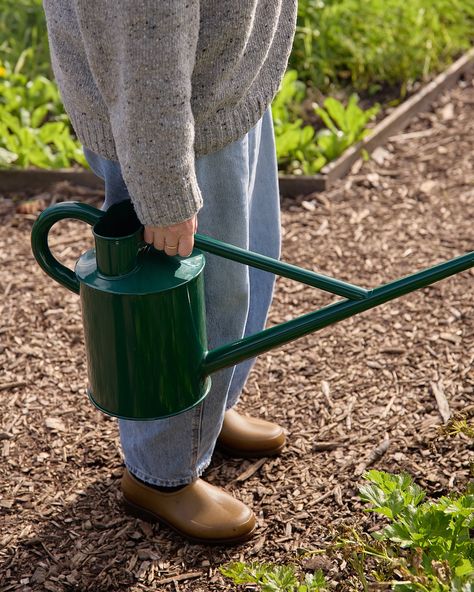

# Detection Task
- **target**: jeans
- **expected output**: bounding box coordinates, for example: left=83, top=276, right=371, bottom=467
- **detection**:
left=83, top=108, right=281, bottom=486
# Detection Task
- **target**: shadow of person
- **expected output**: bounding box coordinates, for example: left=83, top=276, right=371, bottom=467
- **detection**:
left=0, top=451, right=245, bottom=592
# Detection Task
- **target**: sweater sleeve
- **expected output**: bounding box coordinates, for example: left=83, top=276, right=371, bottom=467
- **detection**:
left=73, top=1, right=202, bottom=226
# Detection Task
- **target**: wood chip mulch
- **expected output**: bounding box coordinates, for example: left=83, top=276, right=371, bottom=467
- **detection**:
left=0, top=76, right=473, bottom=592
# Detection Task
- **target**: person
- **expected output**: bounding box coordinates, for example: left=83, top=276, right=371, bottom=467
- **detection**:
left=42, top=1, right=297, bottom=544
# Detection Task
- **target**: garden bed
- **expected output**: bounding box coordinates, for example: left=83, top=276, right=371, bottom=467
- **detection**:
left=0, top=78, right=473, bottom=591
left=1, top=49, right=473, bottom=200
left=279, top=48, right=474, bottom=196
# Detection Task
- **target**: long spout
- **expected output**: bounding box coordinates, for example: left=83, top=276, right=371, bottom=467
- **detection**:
left=202, top=251, right=473, bottom=376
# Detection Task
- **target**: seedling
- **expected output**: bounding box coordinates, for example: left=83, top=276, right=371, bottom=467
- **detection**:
left=220, top=561, right=328, bottom=592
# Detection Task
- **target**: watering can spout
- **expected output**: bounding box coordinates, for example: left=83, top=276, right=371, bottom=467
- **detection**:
left=31, top=200, right=473, bottom=420
left=200, top=248, right=474, bottom=377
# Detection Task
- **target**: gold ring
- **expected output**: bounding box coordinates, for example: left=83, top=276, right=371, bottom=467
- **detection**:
left=166, top=244, right=178, bottom=249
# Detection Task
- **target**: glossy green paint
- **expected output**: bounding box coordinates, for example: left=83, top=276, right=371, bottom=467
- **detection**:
left=30, top=201, right=103, bottom=294
left=32, top=200, right=209, bottom=419
left=31, top=200, right=474, bottom=420
left=78, top=261, right=210, bottom=420
left=202, top=250, right=474, bottom=375
left=193, top=234, right=369, bottom=300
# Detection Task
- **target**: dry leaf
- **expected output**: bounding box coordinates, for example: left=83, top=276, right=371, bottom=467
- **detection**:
left=44, top=417, right=66, bottom=432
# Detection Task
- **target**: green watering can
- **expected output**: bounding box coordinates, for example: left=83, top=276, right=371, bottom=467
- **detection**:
left=31, top=200, right=473, bottom=420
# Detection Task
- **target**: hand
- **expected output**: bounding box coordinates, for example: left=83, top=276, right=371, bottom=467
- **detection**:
left=144, top=214, right=198, bottom=257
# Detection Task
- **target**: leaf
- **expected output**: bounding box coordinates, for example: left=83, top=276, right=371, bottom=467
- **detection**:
left=0, top=147, right=18, bottom=165
left=322, top=97, right=347, bottom=130
left=314, top=106, right=338, bottom=134
left=45, top=417, right=66, bottom=432
left=382, top=522, right=415, bottom=547
left=31, top=104, right=49, bottom=127
left=454, top=558, right=474, bottom=578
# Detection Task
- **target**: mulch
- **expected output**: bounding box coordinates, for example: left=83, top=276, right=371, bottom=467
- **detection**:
left=0, top=76, right=473, bottom=592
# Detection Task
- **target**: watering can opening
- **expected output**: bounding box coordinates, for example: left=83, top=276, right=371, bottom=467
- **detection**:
left=92, top=200, right=145, bottom=277
left=93, top=199, right=142, bottom=240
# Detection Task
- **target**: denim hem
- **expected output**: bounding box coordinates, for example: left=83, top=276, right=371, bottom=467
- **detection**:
left=225, top=396, right=240, bottom=411
left=126, top=462, right=194, bottom=487
left=125, top=448, right=214, bottom=487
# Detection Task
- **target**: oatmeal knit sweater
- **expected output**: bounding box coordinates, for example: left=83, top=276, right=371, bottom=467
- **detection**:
left=42, top=1, right=297, bottom=226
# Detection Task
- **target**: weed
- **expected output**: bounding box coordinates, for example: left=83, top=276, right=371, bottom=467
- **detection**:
left=0, top=0, right=51, bottom=79
left=272, top=71, right=379, bottom=174
left=220, top=560, right=328, bottom=591
left=354, top=470, right=474, bottom=590
left=292, top=0, right=474, bottom=93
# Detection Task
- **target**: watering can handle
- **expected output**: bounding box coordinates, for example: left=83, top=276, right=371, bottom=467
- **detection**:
left=31, top=202, right=104, bottom=295
left=193, top=233, right=369, bottom=301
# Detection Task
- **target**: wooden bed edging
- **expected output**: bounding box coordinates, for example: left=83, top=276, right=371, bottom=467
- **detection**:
left=279, top=47, right=474, bottom=196
left=0, top=48, right=472, bottom=197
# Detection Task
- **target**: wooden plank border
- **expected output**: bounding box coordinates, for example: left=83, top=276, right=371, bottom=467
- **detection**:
left=0, top=168, right=104, bottom=193
left=0, top=49, right=472, bottom=196
left=279, top=47, right=474, bottom=196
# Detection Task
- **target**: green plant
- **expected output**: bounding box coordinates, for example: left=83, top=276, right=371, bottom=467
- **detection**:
left=272, top=70, right=326, bottom=175
left=355, top=470, right=474, bottom=591
left=292, top=0, right=474, bottom=94
left=314, top=94, right=380, bottom=162
left=272, top=72, right=379, bottom=174
left=0, top=0, right=52, bottom=79
left=443, top=416, right=474, bottom=441
left=0, top=60, right=87, bottom=169
left=220, top=561, right=328, bottom=591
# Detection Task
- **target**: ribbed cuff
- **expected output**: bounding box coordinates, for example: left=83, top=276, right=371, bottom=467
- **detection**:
left=127, top=170, right=203, bottom=227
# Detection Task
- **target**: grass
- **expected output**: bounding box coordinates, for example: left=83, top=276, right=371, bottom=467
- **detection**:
left=292, top=0, right=474, bottom=95
left=0, top=0, right=52, bottom=80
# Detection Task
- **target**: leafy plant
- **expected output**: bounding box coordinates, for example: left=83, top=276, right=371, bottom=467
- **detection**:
left=272, top=72, right=380, bottom=174
left=220, top=561, right=328, bottom=592
left=357, top=470, right=474, bottom=591
left=0, top=0, right=52, bottom=79
left=0, top=60, right=87, bottom=169
left=314, top=94, right=380, bottom=162
left=272, top=70, right=326, bottom=175
left=292, top=0, right=474, bottom=94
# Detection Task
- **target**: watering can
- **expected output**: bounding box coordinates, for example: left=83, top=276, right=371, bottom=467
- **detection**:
left=31, top=200, right=473, bottom=420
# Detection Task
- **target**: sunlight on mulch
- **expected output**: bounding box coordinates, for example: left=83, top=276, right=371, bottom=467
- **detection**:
left=1, top=78, right=473, bottom=591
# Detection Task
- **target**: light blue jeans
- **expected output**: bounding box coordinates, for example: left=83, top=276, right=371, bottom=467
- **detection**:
left=83, top=108, right=281, bottom=486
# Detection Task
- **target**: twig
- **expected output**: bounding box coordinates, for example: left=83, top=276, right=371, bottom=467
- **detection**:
left=0, top=381, right=27, bottom=392
left=354, top=435, right=390, bottom=476
left=345, top=397, right=356, bottom=431
left=431, top=381, right=451, bottom=423
left=321, top=380, right=334, bottom=408
left=235, top=458, right=267, bottom=482
left=155, top=572, right=202, bottom=586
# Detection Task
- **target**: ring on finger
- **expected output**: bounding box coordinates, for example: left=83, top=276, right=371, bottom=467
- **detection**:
left=166, top=244, right=178, bottom=250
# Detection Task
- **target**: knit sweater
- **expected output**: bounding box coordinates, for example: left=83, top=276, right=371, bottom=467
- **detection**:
left=42, top=1, right=297, bottom=227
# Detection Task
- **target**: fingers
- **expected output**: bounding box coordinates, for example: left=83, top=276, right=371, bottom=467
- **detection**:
left=178, top=234, right=194, bottom=257
left=144, top=214, right=197, bottom=258
left=164, top=239, right=179, bottom=257
left=144, top=227, right=165, bottom=250
left=143, top=226, right=154, bottom=244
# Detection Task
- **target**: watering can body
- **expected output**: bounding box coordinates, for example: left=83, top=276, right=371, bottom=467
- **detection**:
left=32, top=200, right=211, bottom=419
left=31, top=199, right=474, bottom=420
left=77, top=248, right=210, bottom=419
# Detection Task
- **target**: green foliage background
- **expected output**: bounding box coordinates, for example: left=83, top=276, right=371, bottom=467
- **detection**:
left=0, top=0, right=473, bottom=171
left=292, top=0, right=474, bottom=93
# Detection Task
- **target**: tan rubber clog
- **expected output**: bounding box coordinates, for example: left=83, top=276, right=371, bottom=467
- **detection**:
left=217, top=409, right=286, bottom=458
left=121, top=469, right=256, bottom=544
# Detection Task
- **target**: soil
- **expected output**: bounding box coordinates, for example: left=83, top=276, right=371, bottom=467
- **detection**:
left=0, top=77, right=473, bottom=592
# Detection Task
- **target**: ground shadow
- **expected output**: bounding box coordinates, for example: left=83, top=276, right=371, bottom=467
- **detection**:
left=1, top=451, right=245, bottom=592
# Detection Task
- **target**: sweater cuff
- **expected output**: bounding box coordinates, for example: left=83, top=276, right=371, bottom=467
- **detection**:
left=126, top=170, right=203, bottom=227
